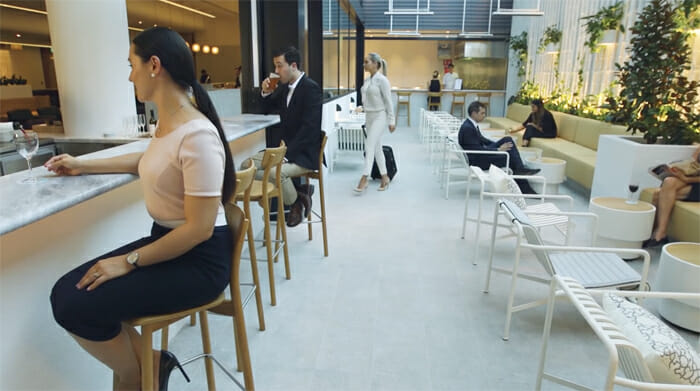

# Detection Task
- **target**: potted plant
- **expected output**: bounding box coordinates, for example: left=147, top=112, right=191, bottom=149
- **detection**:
left=538, top=25, right=562, bottom=54
left=591, top=0, right=699, bottom=198
left=509, top=32, right=528, bottom=77
left=581, top=1, right=625, bottom=52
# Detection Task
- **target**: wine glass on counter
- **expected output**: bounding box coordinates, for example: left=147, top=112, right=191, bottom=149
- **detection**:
left=137, top=114, right=146, bottom=135
left=13, top=129, right=39, bottom=184
left=626, top=182, right=640, bottom=205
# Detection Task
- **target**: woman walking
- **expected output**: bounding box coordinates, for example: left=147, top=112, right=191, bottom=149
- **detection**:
left=509, top=98, right=557, bottom=146
left=354, top=52, right=395, bottom=192
left=47, top=27, right=235, bottom=391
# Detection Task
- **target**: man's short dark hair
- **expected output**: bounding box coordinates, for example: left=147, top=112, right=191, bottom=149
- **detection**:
left=468, top=101, right=485, bottom=116
left=273, top=46, right=301, bottom=69
left=448, top=64, right=454, bottom=69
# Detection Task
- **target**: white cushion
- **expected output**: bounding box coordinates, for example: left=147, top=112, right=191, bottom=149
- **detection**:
left=488, top=164, right=509, bottom=193
left=602, top=294, right=700, bottom=385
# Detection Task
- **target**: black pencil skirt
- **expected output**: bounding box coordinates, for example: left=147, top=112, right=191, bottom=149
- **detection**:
left=50, top=222, right=232, bottom=341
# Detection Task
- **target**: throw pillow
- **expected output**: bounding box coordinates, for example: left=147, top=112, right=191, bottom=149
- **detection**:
left=602, top=293, right=700, bottom=385
left=488, top=164, right=509, bottom=193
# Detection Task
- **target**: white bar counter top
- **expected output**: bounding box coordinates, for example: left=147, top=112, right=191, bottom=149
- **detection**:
left=0, top=114, right=279, bottom=235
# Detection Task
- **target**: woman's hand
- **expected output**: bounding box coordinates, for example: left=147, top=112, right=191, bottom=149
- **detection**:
left=76, top=255, right=135, bottom=291
left=355, top=106, right=364, bottom=113
left=389, top=124, right=396, bottom=133
left=44, top=154, right=84, bottom=176
left=670, top=167, right=690, bottom=183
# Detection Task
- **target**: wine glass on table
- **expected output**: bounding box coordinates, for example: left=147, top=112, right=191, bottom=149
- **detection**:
left=137, top=114, right=146, bottom=135
left=13, top=129, right=39, bottom=184
left=626, top=182, right=640, bottom=205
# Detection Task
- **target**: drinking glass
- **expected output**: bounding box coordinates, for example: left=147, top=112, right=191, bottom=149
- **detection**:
left=13, top=130, right=39, bottom=184
left=123, top=116, right=137, bottom=137
left=626, top=182, right=640, bottom=204
left=137, top=114, right=146, bottom=134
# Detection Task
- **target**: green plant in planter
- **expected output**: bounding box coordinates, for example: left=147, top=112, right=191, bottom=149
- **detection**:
left=611, top=0, right=700, bottom=145
left=581, top=1, right=626, bottom=52
left=509, top=32, right=528, bottom=77
left=538, top=25, right=562, bottom=53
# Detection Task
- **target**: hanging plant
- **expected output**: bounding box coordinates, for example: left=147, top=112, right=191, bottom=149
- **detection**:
left=509, top=32, right=528, bottom=77
left=581, top=1, right=625, bottom=52
left=537, top=25, right=562, bottom=53
left=610, top=0, right=700, bottom=145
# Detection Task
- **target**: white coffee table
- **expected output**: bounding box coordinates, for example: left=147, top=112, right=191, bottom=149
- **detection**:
left=588, top=197, right=656, bottom=259
left=519, top=147, right=543, bottom=163
left=526, top=157, right=566, bottom=194
left=656, top=242, right=700, bottom=332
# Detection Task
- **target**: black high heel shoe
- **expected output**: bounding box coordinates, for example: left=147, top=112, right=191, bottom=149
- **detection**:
left=158, top=350, right=190, bottom=391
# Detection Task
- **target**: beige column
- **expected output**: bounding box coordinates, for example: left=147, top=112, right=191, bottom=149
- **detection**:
left=46, top=0, right=136, bottom=137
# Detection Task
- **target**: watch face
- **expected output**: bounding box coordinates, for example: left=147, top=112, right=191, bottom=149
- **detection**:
left=127, top=252, right=139, bottom=264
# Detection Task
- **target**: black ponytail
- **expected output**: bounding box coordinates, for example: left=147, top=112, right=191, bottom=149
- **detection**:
left=133, top=27, right=235, bottom=203
left=191, top=81, right=235, bottom=203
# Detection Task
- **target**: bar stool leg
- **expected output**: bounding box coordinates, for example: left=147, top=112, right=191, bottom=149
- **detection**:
left=140, top=326, right=154, bottom=391
left=277, top=195, right=291, bottom=280
left=244, top=198, right=265, bottom=331
left=319, top=175, right=329, bottom=257
left=160, top=325, right=169, bottom=351
left=262, top=195, right=277, bottom=306
left=198, top=311, right=216, bottom=391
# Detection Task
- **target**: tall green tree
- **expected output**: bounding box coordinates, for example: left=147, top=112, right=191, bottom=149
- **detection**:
left=612, top=0, right=699, bottom=144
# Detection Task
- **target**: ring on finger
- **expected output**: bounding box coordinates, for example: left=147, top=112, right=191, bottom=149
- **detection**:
left=93, top=272, right=100, bottom=278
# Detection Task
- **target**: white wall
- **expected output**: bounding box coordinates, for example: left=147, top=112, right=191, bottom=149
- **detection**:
left=0, top=47, right=46, bottom=89
left=364, top=40, right=444, bottom=88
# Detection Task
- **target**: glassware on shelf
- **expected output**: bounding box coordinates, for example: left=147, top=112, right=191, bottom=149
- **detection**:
left=13, top=129, right=39, bottom=184
left=626, top=182, right=640, bottom=205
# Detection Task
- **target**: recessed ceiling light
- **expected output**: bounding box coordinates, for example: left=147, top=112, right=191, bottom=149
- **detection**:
left=138, top=20, right=143, bottom=25
left=15, top=34, right=21, bottom=38
left=158, top=0, right=216, bottom=19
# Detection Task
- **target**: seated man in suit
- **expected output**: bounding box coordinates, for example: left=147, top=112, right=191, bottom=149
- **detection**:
left=255, top=46, right=322, bottom=227
left=458, top=101, right=540, bottom=193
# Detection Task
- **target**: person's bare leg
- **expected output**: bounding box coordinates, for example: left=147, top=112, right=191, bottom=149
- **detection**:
left=522, top=139, right=530, bottom=147
left=653, top=177, right=691, bottom=240
left=71, top=329, right=140, bottom=391
left=355, top=175, right=368, bottom=191
left=380, top=174, right=390, bottom=189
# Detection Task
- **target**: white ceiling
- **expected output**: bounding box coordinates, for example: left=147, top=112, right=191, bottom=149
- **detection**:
left=0, top=0, right=239, bottom=46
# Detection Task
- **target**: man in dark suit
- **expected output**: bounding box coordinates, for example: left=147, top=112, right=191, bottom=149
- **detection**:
left=254, top=46, right=321, bottom=227
left=458, top=101, right=540, bottom=192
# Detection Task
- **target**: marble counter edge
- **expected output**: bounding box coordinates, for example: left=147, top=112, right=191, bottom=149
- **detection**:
left=0, top=114, right=279, bottom=235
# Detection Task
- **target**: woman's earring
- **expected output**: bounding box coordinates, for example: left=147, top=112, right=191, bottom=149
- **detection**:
left=150, top=73, right=155, bottom=78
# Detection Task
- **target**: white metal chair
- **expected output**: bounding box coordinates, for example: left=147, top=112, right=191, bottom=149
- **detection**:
left=536, top=275, right=700, bottom=391
left=488, top=199, right=650, bottom=341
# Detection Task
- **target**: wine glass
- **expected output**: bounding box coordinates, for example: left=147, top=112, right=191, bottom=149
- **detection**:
left=626, top=182, right=640, bottom=204
left=123, top=116, right=137, bottom=137
left=137, top=114, right=146, bottom=135
left=13, top=130, right=39, bottom=184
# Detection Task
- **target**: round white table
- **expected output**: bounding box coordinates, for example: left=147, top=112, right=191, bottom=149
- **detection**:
left=588, top=197, right=656, bottom=259
left=526, top=157, right=566, bottom=194
left=655, top=242, right=700, bottom=332
left=519, top=147, right=542, bottom=162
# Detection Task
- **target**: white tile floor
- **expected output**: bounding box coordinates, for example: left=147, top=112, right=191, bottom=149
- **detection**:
left=166, top=124, right=698, bottom=391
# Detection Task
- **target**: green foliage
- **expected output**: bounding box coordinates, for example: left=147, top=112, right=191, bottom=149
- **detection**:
left=509, top=32, right=528, bottom=77
left=538, top=25, right=562, bottom=53
left=613, top=0, right=700, bottom=145
left=581, top=1, right=625, bottom=52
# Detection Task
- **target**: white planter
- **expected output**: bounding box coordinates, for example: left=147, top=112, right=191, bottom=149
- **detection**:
left=598, top=29, right=618, bottom=45
left=591, top=135, right=697, bottom=199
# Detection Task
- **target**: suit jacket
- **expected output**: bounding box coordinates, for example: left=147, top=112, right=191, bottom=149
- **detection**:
left=260, top=74, right=322, bottom=170
left=457, top=118, right=505, bottom=169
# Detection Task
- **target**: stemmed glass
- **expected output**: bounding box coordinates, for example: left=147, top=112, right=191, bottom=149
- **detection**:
left=626, top=182, right=640, bottom=204
left=137, top=114, right=146, bottom=135
left=13, top=130, right=39, bottom=184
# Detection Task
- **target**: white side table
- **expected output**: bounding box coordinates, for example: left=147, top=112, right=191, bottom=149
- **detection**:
left=526, top=157, right=566, bottom=194
left=519, top=147, right=542, bottom=163
left=656, top=242, right=700, bottom=332
left=588, top=197, right=656, bottom=259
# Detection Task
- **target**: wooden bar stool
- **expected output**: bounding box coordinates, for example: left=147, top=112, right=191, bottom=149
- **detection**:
left=451, top=91, right=467, bottom=118
left=396, top=91, right=411, bottom=126
left=293, top=131, right=329, bottom=256
left=120, top=204, right=252, bottom=391
left=427, top=92, right=441, bottom=111
left=236, top=142, right=290, bottom=306
left=477, top=92, right=491, bottom=115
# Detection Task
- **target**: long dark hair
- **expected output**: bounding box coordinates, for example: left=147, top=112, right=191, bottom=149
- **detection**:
left=531, top=98, right=545, bottom=127
left=132, top=27, right=235, bottom=203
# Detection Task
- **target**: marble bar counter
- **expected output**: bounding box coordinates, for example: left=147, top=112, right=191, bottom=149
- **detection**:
left=0, top=113, right=277, bottom=391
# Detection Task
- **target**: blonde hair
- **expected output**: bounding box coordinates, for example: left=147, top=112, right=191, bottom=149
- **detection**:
left=368, top=52, right=387, bottom=76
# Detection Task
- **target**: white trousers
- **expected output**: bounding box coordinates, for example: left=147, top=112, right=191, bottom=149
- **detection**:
left=363, top=110, right=387, bottom=176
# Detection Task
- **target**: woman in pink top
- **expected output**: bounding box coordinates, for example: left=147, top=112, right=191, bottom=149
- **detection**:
left=46, top=27, right=234, bottom=391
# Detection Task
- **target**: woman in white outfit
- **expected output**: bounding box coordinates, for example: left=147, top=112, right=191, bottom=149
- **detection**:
left=354, top=52, right=395, bottom=192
